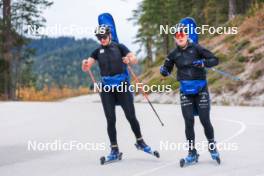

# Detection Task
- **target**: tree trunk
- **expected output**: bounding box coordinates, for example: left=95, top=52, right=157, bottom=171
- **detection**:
left=229, top=0, right=237, bottom=20
left=0, top=60, right=9, bottom=99
left=162, top=17, right=170, bottom=55
left=3, top=0, right=12, bottom=64
left=165, top=33, right=169, bottom=55
left=2, top=0, right=15, bottom=100
left=146, top=37, right=153, bottom=66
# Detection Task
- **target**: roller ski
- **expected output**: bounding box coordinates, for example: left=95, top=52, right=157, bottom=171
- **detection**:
left=100, top=147, right=123, bottom=165
left=135, top=139, right=160, bottom=158
left=209, top=142, right=221, bottom=164
left=180, top=149, right=199, bottom=167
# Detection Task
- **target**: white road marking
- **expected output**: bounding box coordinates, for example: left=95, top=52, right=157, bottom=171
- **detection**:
left=132, top=118, right=247, bottom=176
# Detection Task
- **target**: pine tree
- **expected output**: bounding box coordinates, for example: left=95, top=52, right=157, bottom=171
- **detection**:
left=0, top=0, right=53, bottom=100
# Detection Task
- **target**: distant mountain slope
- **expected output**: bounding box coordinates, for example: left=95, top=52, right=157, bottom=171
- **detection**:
left=28, top=37, right=100, bottom=89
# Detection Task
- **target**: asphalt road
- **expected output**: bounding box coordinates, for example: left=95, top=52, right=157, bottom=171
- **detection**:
left=0, top=94, right=263, bottom=176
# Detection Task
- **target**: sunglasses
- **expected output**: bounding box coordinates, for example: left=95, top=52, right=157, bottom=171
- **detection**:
left=175, top=32, right=187, bottom=39
left=96, top=35, right=108, bottom=41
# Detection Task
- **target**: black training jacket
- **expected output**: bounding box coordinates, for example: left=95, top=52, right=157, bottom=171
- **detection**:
left=163, top=42, right=219, bottom=81
left=90, top=42, right=130, bottom=76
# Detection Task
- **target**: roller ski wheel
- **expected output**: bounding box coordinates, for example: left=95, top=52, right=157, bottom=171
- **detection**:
left=216, top=157, right=221, bottom=164
left=100, top=152, right=123, bottom=165
left=135, top=143, right=160, bottom=158
left=153, top=150, right=160, bottom=158
left=210, top=150, right=221, bottom=165
left=209, top=142, right=221, bottom=165
left=180, top=150, right=199, bottom=168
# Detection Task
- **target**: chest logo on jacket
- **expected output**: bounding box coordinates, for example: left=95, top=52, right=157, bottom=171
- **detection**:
left=100, top=49, right=105, bottom=54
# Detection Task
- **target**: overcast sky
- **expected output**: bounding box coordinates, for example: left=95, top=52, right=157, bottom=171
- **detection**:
left=43, top=0, right=142, bottom=53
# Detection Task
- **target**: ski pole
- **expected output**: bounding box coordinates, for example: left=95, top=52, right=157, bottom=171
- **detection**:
left=206, top=68, right=241, bottom=81
left=127, top=65, right=164, bottom=126
left=88, top=70, right=97, bottom=84
left=87, top=69, right=99, bottom=92
left=190, top=64, right=241, bottom=81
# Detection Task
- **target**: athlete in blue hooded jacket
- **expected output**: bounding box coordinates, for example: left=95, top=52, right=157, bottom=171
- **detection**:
left=160, top=24, right=220, bottom=164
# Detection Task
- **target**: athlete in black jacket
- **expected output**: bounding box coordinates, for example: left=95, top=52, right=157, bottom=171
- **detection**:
left=160, top=25, right=220, bottom=163
left=82, top=25, right=153, bottom=160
